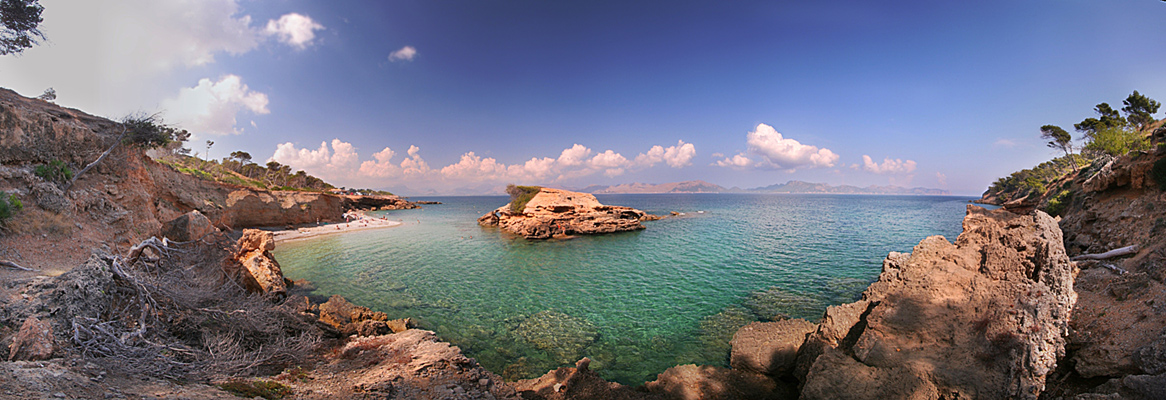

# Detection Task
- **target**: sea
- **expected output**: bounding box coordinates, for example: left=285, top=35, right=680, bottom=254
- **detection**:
left=273, top=193, right=979, bottom=384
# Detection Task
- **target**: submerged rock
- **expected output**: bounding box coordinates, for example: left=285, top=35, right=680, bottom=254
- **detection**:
left=511, top=310, right=599, bottom=364
left=478, top=188, right=654, bottom=239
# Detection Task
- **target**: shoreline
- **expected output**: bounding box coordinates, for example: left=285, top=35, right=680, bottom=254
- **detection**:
left=272, top=212, right=404, bottom=243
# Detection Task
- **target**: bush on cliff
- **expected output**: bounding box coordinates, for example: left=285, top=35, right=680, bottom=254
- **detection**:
left=1152, top=157, right=1166, bottom=190
left=33, top=159, right=72, bottom=184
left=1085, top=126, right=1150, bottom=157
left=122, top=113, right=190, bottom=150
left=506, top=184, right=541, bottom=213
left=0, top=193, right=22, bottom=225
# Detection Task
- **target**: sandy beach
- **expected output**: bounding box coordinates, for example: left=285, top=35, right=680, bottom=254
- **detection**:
left=273, top=212, right=404, bottom=243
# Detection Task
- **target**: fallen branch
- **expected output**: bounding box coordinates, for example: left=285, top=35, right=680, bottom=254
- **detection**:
left=1100, top=263, right=1128, bottom=275
left=1071, top=245, right=1138, bottom=261
left=64, top=125, right=127, bottom=192
left=0, top=260, right=32, bottom=271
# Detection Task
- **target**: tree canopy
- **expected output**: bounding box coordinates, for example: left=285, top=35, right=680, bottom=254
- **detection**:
left=0, top=0, right=44, bottom=55
left=1122, top=90, right=1161, bottom=130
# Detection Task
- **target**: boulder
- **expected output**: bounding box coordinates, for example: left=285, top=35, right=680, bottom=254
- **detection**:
left=513, top=357, right=664, bottom=400
left=233, top=229, right=287, bottom=299
left=8, top=316, right=55, bottom=361
left=31, top=182, right=71, bottom=213
left=730, top=319, right=816, bottom=377
left=317, top=295, right=409, bottom=336
left=477, top=188, right=652, bottom=239
left=160, top=210, right=218, bottom=242
left=796, top=206, right=1075, bottom=400
left=643, top=364, right=794, bottom=400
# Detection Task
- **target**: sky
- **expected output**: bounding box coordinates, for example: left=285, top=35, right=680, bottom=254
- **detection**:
left=3, top=0, right=1166, bottom=196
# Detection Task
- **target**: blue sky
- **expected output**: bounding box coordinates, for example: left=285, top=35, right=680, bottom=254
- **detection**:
left=3, top=0, right=1165, bottom=195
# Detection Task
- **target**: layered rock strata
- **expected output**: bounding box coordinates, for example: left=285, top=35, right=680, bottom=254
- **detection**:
left=478, top=188, right=654, bottom=239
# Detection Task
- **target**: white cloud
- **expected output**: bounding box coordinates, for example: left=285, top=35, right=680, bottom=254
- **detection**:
left=441, top=152, right=508, bottom=180
left=389, top=46, right=418, bottom=62
left=264, top=13, right=325, bottom=49
left=714, top=153, right=754, bottom=169
left=746, top=123, right=838, bottom=169
left=634, top=140, right=696, bottom=168
left=861, top=155, right=917, bottom=174
left=936, top=172, right=948, bottom=187
left=557, top=144, right=592, bottom=167
left=993, top=138, right=1017, bottom=148
left=160, top=75, right=270, bottom=136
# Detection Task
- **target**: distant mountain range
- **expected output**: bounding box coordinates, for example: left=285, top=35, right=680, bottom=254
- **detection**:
left=577, top=180, right=950, bottom=195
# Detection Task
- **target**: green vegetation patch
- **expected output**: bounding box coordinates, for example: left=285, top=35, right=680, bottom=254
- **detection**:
left=0, top=193, right=23, bottom=224
left=1043, top=190, right=1073, bottom=217
left=34, top=160, right=73, bottom=184
left=1152, top=157, right=1166, bottom=191
left=506, top=184, right=542, bottom=213
left=218, top=379, right=292, bottom=400
left=1085, top=126, right=1150, bottom=157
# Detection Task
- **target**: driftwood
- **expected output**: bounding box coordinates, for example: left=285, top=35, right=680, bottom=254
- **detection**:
left=1072, top=245, right=1139, bottom=261
left=64, top=125, right=127, bottom=192
left=0, top=260, right=32, bottom=271
left=1100, top=263, right=1128, bottom=275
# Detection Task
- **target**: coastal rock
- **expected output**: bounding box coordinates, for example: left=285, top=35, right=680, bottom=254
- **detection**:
left=317, top=294, right=410, bottom=336
left=341, top=194, right=418, bottom=210
left=794, top=206, right=1075, bottom=400
left=643, top=364, right=795, bottom=400
left=233, top=229, right=287, bottom=299
left=220, top=189, right=345, bottom=228
left=160, top=210, right=218, bottom=242
left=730, top=319, right=816, bottom=377
left=7, top=316, right=55, bottom=361
left=513, top=357, right=661, bottom=400
left=477, top=188, right=653, bottom=239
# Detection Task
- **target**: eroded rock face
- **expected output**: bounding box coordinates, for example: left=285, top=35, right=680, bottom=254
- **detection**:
left=730, top=319, right=816, bottom=377
left=220, top=189, right=345, bottom=228
left=160, top=210, right=218, bottom=242
left=8, top=316, right=55, bottom=361
left=794, top=206, right=1075, bottom=400
left=233, top=229, right=288, bottom=299
left=478, top=188, right=652, bottom=239
left=317, top=295, right=412, bottom=337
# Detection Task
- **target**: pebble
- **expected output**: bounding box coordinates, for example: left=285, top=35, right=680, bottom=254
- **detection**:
left=479, top=378, right=490, bottom=387
left=53, top=392, right=65, bottom=398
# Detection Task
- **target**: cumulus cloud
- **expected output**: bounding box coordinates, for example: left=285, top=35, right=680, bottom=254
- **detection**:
left=160, top=75, right=270, bottom=136
left=747, top=124, right=838, bottom=169
left=389, top=46, right=418, bottom=62
left=936, top=172, right=948, bottom=187
left=714, top=124, right=837, bottom=171
left=264, top=13, right=325, bottom=49
left=634, top=140, right=696, bottom=168
left=861, top=155, right=917, bottom=174
left=270, top=139, right=697, bottom=188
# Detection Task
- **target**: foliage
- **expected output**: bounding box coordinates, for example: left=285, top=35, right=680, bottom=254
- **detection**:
left=1084, top=125, right=1150, bottom=157
left=0, top=192, right=21, bottom=224
left=122, top=113, right=190, bottom=150
left=1043, top=190, right=1073, bottom=217
left=0, top=0, right=44, bottom=55
left=1075, top=102, right=1128, bottom=139
left=157, top=154, right=334, bottom=192
left=984, top=154, right=1088, bottom=200
left=217, top=380, right=292, bottom=400
left=1152, top=157, right=1166, bottom=191
left=506, top=184, right=541, bottom=213
left=35, top=87, right=54, bottom=101
left=1122, top=90, right=1161, bottom=131
left=34, top=159, right=72, bottom=184
left=1040, top=124, right=1076, bottom=170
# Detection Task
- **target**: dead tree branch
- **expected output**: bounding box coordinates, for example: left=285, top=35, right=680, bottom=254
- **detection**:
left=1071, top=245, right=1139, bottom=261
left=1, top=260, right=32, bottom=271
left=64, top=125, right=127, bottom=192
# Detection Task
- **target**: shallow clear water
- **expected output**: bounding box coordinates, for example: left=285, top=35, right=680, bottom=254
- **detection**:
left=274, top=194, right=976, bottom=384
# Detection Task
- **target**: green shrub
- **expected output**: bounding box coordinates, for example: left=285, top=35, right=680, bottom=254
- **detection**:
left=34, top=160, right=72, bottom=184
left=1043, top=190, right=1073, bottom=217
left=217, top=380, right=291, bottom=400
left=506, top=184, right=542, bottom=213
left=0, top=193, right=23, bottom=224
left=1086, top=126, right=1151, bottom=157
left=1152, top=157, right=1166, bottom=190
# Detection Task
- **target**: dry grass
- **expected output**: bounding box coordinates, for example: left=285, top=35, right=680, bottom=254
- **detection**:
left=6, top=207, right=73, bottom=236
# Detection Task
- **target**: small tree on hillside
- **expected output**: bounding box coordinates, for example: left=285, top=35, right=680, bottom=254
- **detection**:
left=1122, top=90, right=1161, bottom=131
left=0, top=0, right=45, bottom=56
left=1040, top=124, right=1077, bottom=171
left=35, top=87, right=54, bottom=101
left=1075, top=102, right=1128, bottom=139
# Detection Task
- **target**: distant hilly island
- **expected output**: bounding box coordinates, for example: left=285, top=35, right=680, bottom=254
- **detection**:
left=577, top=180, right=951, bottom=195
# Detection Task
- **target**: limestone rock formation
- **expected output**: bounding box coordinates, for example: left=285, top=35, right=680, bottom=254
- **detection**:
left=8, top=316, right=54, bottom=361
left=341, top=194, right=419, bottom=211
left=317, top=295, right=412, bottom=337
left=643, top=364, right=794, bottom=400
left=730, top=319, right=816, bottom=377
left=160, top=210, right=218, bottom=242
left=233, top=229, right=288, bottom=299
left=477, top=188, right=654, bottom=239
left=785, top=206, right=1075, bottom=400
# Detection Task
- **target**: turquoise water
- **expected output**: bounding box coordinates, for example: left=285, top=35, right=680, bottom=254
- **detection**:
left=274, top=194, right=976, bottom=384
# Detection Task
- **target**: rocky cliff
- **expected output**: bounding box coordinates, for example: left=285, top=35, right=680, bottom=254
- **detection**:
left=478, top=187, right=656, bottom=239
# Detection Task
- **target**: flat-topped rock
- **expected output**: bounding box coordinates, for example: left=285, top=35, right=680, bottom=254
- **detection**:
left=478, top=188, right=655, bottom=239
